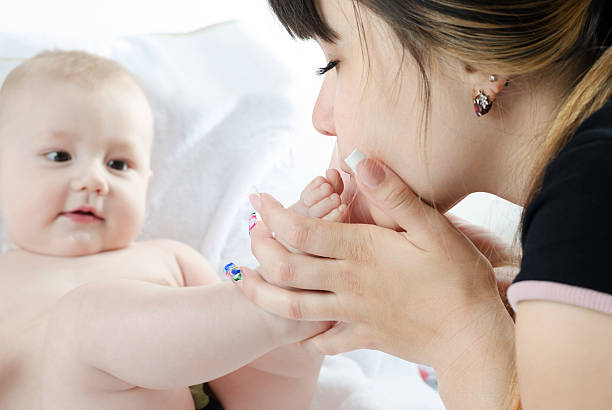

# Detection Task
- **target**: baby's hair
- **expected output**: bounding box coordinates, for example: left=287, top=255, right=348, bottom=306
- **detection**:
left=0, top=50, right=150, bottom=129
left=0, top=50, right=142, bottom=94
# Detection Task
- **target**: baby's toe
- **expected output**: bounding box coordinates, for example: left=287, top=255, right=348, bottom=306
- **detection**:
left=325, top=168, right=344, bottom=195
left=302, top=180, right=334, bottom=207
left=322, top=203, right=348, bottom=222
left=308, top=192, right=341, bottom=218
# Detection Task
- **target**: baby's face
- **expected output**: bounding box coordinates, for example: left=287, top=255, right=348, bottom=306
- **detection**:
left=0, top=75, right=153, bottom=256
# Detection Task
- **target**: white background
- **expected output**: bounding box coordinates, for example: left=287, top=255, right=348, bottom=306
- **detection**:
left=1, top=0, right=274, bottom=35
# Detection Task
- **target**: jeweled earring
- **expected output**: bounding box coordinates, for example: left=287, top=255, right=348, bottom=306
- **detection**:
left=473, top=90, right=492, bottom=117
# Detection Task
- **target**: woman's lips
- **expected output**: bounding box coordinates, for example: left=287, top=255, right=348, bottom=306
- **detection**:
left=61, top=212, right=103, bottom=225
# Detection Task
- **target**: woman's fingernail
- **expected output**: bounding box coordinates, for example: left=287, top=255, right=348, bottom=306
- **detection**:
left=224, top=262, right=243, bottom=286
left=418, top=365, right=439, bottom=391
left=344, top=148, right=386, bottom=188
left=248, top=212, right=259, bottom=235
left=248, top=193, right=261, bottom=212
left=344, top=148, right=366, bottom=174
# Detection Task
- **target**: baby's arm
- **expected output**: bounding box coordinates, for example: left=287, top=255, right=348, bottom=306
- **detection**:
left=43, top=245, right=328, bottom=409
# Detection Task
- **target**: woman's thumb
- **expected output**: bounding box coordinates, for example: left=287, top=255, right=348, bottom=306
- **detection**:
left=345, top=148, right=440, bottom=238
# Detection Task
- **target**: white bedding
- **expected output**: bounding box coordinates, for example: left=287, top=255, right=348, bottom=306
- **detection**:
left=0, top=22, right=522, bottom=409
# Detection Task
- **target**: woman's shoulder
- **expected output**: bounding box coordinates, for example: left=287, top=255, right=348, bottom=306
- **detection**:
left=536, top=98, right=612, bottom=197
left=522, top=97, right=612, bottom=239
left=557, top=98, right=612, bottom=157
left=511, top=98, right=612, bottom=314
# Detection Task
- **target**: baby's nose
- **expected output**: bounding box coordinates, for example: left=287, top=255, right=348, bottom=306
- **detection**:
left=70, top=165, right=109, bottom=195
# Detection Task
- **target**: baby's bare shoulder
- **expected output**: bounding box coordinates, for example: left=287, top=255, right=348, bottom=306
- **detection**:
left=137, top=240, right=219, bottom=287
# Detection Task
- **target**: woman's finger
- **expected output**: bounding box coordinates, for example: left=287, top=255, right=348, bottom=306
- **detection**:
left=249, top=192, right=374, bottom=260
left=347, top=151, right=447, bottom=246
left=240, top=267, right=343, bottom=321
left=301, top=322, right=372, bottom=356
left=250, top=209, right=308, bottom=268
left=250, top=228, right=345, bottom=291
left=249, top=210, right=273, bottom=239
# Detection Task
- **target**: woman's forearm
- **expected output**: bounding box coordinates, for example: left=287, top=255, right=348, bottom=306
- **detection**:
left=435, top=303, right=516, bottom=410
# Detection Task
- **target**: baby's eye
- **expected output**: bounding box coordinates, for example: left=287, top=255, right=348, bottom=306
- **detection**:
left=45, top=151, right=72, bottom=162
left=107, top=160, right=128, bottom=171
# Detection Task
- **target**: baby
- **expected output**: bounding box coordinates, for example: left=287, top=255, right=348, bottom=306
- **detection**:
left=0, top=50, right=330, bottom=410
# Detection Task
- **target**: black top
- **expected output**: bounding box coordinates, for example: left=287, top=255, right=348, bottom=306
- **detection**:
left=513, top=97, right=612, bottom=296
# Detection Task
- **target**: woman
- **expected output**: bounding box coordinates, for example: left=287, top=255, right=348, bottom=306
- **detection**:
left=242, top=0, right=612, bottom=409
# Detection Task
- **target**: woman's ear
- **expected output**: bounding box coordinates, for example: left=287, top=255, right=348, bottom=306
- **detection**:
left=464, top=63, right=509, bottom=102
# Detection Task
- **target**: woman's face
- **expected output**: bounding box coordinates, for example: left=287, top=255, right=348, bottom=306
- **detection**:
left=313, top=0, right=501, bottom=213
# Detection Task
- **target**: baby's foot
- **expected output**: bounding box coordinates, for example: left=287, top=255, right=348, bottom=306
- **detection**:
left=290, top=169, right=347, bottom=222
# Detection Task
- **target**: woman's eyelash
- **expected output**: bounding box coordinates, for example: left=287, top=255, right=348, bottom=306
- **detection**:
left=315, top=60, right=339, bottom=76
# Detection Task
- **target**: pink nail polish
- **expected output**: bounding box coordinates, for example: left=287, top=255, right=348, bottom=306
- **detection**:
left=248, top=212, right=257, bottom=235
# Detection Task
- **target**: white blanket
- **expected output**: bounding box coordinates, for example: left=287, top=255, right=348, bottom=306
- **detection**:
left=1, top=22, right=522, bottom=408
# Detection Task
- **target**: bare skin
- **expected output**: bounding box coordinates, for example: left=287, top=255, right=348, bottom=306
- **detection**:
left=1, top=241, right=193, bottom=409
left=0, top=239, right=328, bottom=410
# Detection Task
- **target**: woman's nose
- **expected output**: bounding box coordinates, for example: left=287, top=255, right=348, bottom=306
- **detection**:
left=312, top=73, right=337, bottom=136
left=70, top=164, right=109, bottom=195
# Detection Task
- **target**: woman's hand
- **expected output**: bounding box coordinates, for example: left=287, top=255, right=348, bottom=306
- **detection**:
left=242, top=156, right=514, bottom=371
left=444, top=213, right=520, bottom=317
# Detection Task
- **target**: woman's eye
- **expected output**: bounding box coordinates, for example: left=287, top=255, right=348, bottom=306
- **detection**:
left=107, top=160, right=128, bottom=171
left=315, top=60, right=339, bottom=76
left=45, top=151, right=72, bottom=162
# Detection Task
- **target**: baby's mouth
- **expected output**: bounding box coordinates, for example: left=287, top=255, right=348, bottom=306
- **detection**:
left=61, top=207, right=104, bottom=224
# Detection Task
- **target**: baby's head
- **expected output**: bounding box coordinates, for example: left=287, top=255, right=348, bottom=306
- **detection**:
left=0, top=50, right=154, bottom=257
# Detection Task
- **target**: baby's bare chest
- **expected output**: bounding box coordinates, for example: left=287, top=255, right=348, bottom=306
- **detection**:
left=0, top=244, right=185, bottom=409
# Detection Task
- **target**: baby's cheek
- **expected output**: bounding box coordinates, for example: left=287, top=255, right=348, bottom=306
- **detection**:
left=111, top=191, right=147, bottom=245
